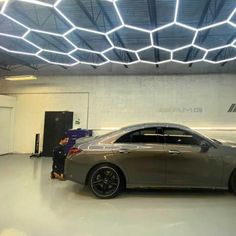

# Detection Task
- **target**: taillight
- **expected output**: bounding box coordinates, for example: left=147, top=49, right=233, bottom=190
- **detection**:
left=68, top=147, right=82, bottom=155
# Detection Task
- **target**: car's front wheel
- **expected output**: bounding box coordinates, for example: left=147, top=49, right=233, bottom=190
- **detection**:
left=89, top=164, right=122, bottom=199
left=230, top=170, right=236, bottom=195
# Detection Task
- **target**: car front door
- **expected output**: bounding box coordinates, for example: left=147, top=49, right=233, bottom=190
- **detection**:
left=162, top=127, right=222, bottom=188
left=113, top=127, right=166, bottom=186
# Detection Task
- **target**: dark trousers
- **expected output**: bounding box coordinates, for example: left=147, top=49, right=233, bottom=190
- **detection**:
left=52, top=158, right=65, bottom=175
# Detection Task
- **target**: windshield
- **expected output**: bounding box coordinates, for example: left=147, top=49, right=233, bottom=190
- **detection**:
left=211, top=138, right=222, bottom=145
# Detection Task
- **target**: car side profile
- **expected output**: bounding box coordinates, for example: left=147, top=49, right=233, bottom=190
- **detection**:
left=65, top=123, right=236, bottom=199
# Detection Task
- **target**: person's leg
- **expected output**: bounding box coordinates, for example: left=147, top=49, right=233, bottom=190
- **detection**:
left=51, top=160, right=56, bottom=179
left=53, top=172, right=64, bottom=180
left=54, top=160, right=65, bottom=180
left=50, top=172, right=55, bottom=179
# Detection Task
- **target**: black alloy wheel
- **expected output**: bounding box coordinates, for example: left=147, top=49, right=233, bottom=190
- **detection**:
left=230, top=170, right=236, bottom=195
left=89, top=164, right=122, bottom=199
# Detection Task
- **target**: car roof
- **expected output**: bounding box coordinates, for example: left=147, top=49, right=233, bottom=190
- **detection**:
left=91, top=122, right=217, bottom=147
left=120, top=123, right=190, bottom=131
left=96, top=123, right=193, bottom=143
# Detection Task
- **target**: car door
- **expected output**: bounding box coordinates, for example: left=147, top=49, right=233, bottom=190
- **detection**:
left=162, top=127, right=222, bottom=187
left=112, top=127, right=166, bottom=186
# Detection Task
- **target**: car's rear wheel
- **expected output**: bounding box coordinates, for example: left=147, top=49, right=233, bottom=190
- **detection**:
left=229, top=170, right=236, bottom=195
left=89, top=164, right=122, bottom=199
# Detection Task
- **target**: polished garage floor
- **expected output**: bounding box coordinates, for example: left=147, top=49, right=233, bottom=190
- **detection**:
left=0, top=154, right=236, bottom=236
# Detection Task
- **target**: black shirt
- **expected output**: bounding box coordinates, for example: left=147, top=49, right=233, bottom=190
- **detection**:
left=53, top=144, right=66, bottom=160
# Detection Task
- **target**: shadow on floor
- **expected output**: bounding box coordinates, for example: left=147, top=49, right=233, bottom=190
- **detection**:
left=68, top=183, right=231, bottom=199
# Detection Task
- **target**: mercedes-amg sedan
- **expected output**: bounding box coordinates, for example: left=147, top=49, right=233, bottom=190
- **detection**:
left=65, top=123, right=236, bottom=199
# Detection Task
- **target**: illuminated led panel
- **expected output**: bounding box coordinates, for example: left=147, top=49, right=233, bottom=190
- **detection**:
left=177, top=0, right=236, bottom=28
left=233, top=40, right=236, bottom=47
left=173, top=46, right=206, bottom=62
left=195, top=23, right=236, bottom=49
left=138, top=47, right=170, bottom=63
left=108, top=27, right=151, bottom=51
left=25, top=31, right=75, bottom=53
left=0, top=34, right=39, bottom=53
left=0, top=0, right=235, bottom=66
left=103, top=48, right=138, bottom=64
left=229, top=9, right=236, bottom=25
left=4, top=0, right=71, bottom=34
left=0, top=14, right=26, bottom=37
left=39, top=0, right=58, bottom=4
left=205, top=46, right=236, bottom=62
left=152, top=24, right=195, bottom=50
left=38, top=50, right=77, bottom=65
left=66, top=29, right=111, bottom=52
left=56, top=0, right=121, bottom=33
left=71, top=50, right=107, bottom=65
left=116, top=0, right=175, bottom=30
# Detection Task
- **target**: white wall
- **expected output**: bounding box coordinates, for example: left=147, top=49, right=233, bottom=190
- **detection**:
left=0, top=95, right=16, bottom=154
left=0, top=95, right=16, bottom=107
left=0, top=74, right=236, bottom=153
left=13, top=93, right=88, bottom=153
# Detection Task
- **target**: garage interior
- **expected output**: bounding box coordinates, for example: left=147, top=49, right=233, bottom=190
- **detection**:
left=0, top=0, right=236, bottom=235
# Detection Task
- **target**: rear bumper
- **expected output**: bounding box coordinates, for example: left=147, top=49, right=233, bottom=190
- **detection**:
left=64, top=159, right=90, bottom=185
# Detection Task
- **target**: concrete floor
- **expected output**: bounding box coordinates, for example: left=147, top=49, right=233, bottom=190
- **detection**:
left=0, top=154, right=236, bottom=236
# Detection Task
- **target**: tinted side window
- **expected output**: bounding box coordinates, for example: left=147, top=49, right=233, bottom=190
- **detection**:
left=163, top=128, right=200, bottom=145
left=115, top=128, right=163, bottom=143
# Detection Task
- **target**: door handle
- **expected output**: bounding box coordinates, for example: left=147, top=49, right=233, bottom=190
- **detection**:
left=119, top=149, right=129, bottom=154
left=168, top=150, right=181, bottom=155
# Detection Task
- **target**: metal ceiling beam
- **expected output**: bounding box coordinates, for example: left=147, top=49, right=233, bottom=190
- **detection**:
left=0, top=65, right=11, bottom=71
left=59, top=65, right=68, bottom=69
left=95, top=0, right=134, bottom=64
left=9, top=5, right=72, bottom=69
left=197, top=0, right=227, bottom=43
left=75, top=0, right=100, bottom=29
left=31, top=23, right=103, bottom=66
left=0, top=52, right=38, bottom=70
left=73, top=32, right=94, bottom=51
left=11, top=4, right=69, bottom=51
left=221, top=61, right=228, bottom=66
left=72, top=31, right=105, bottom=64
left=74, top=0, right=130, bottom=66
left=186, top=0, right=227, bottom=65
left=185, top=0, right=212, bottom=63
left=212, top=32, right=236, bottom=64
left=33, top=32, right=70, bottom=52
left=12, top=3, right=68, bottom=33
left=28, top=33, right=74, bottom=69
left=147, top=0, right=160, bottom=63
left=11, top=4, right=39, bottom=28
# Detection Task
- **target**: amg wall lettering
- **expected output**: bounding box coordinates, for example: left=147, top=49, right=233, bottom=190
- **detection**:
left=228, top=104, right=236, bottom=112
left=159, top=107, right=203, bottom=113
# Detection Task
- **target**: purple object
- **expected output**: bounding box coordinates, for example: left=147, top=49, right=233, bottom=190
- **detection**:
left=65, top=129, right=92, bottom=153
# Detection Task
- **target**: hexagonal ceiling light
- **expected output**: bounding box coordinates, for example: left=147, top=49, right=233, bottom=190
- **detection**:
left=0, top=0, right=235, bottom=67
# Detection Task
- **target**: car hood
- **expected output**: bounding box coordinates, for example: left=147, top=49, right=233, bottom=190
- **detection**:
left=217, top=139, right=236, bottom=148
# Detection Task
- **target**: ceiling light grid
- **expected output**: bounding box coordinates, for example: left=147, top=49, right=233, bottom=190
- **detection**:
left=204, top=44, right=236, bottom=64
left=0, top=0, right=235, bottom=66
left=102, top=46, right=139, bottom=65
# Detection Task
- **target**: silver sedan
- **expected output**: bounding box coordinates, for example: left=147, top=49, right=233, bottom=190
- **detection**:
left=65, top=123, right=236, bottom=198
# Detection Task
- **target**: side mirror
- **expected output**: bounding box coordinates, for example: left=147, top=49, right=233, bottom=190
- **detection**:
left=200, top=141, right=210, bottom=153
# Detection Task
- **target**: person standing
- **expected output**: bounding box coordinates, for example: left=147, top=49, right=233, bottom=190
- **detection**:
left=51, top=135, right=69, bottom=180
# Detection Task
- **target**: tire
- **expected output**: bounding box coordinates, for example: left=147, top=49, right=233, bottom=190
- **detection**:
left=229, top=170, right=236, bottom=195
left=89, top=164, right=122, bottom=199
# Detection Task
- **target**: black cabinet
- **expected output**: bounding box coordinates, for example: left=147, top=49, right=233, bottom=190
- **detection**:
left=42, top=111, right=73, bottom=157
